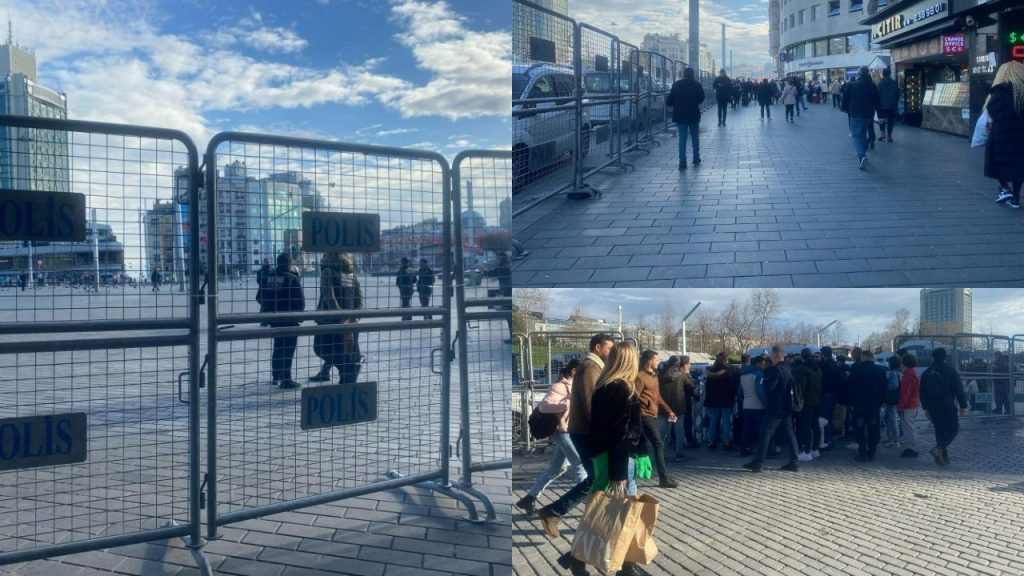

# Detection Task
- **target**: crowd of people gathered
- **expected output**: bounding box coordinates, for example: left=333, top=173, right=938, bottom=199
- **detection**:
left=515, top=334, right=975, bottom=576
left=665, top=61, right=1024, bottom=205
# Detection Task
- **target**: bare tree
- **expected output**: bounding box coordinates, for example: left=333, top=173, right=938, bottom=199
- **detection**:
left=512, top=288, right=549, bottom=334
left=719, top=299, right=757, bottom=353
left=750, top=288, right=781, bottom=344
left=692, top=309, right=718, bottom=354
left=658, top=299, right=677, bottom=350
left=829, top=320, right=849, bottom=346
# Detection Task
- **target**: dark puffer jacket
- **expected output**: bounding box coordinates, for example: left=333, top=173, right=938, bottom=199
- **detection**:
left=846, top=75, right=880, bottom=120
left=666, top=78, right=705, bottom=124
left=984, top=83, right=1024, bottom=182
left=704, top=363, right=737, bottom=409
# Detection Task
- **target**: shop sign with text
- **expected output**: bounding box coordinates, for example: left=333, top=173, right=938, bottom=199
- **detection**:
left=942, top=34, right=966, bottom=55
left=874, top=2, right=947, bottom=40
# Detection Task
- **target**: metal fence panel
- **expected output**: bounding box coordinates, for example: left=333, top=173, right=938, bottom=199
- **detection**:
left=451, top=151, right=511, bottom=518
left=203, top=133, right=454, bottom=531
left=1012, top=335, right=1024, bottom=417
left=512, top=0, right=579, bottom=198
left=0, top=116, right=204, bottom=568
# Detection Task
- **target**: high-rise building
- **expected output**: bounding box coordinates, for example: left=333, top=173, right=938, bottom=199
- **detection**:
left=774, top=0, right=889, bottom=83
left=144, top=200, right=180, bottom=281
left=920, top=288, right=972, bottom=336
left=641, top=33, right=687, bottom=63
left=0, top=38, right=69, bottom=192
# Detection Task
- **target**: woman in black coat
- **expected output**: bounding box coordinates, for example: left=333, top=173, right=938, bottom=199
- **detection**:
left=985, top=61, right=1024, bottom=209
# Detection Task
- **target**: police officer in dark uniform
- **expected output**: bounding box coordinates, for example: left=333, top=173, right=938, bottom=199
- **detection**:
left=416, top=258, right=435, bottom=320
left=396, top=257, right=416, bottom=321
left=258, top=252, right=306, bottom=389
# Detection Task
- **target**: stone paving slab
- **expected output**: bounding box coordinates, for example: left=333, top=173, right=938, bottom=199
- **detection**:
left=513, top=421, right=1024, bottom=576
left=513, top=102, right=1024, bottom=287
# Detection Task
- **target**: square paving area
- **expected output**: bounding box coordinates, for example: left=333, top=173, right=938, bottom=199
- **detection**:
left=513, top=103, right=1024, bottom=287
left=513, top=420, right=1024, bottom=575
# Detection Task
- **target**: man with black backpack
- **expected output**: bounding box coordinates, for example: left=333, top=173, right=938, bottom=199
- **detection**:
left=258, top=252, right=306, bottom=389
left=848, top=349, right=888, bottom=462
left=743, top=345, right=800, bottom=473
left=920, top=348, right=968, bottom=466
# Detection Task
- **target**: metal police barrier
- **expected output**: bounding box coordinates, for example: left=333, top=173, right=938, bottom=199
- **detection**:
left=0, top=116, right=209, bottom=573
left=451, top=150, right=512, bottom=520
left=618, top=42, right=646, bottom=158
left=1011, top=335, right=1024, bottom=417
left=578, top=24, right=631, bottom=180
left=512, top=0, right=584, bottom=203
left=525, top=330, right=628, bottom=385
left=202, top=132, right=486, bottom=536
left=511, top=380, right=550, bottom=456
left=955, top=333, right=1014, bottom=417
left=647, top=51, right=673, bottom=140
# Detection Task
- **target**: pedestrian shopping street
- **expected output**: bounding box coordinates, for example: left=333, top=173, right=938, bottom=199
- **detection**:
left=512, top=101, right=1024, bottom=288
left=512, top=419, right=1024, bottom=576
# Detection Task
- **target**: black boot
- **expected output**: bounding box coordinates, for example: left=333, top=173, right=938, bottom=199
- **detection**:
left=308, top=365, right=331, bottom=382
left=514, top=494, right=537, bottom=514
left=616, top=562, right=649, bottom=576
left=557, top=552, right=591, bottom=576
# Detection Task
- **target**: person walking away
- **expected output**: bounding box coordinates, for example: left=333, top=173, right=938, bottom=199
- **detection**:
left=876, top=68, right=899, bottom=142
left=334, top=254, right=363, bottom=386
left=794, top=348, right=822, bottom=461
left=259, top=252, right=305, bottom=389
left=658, top=355, right=695, bottom=461
left=416, top=258, right=434, bottom=319
left=848, top=349, right=887, bottom=462
left=537, top=334, right=615, bottom=539
left=712, top=69, right=732, bottom=127
left=782, top=80, right=797, bottom=123
left=151, top=267, right=162, bottom=292
left=743, top=345, right=801, bottom=473
left=919, top=347, right=968, bottom=466
left=515, top=361, right=586, bottom=514
left=666, top=67, right=705, bottom=171
left=757, top=79, right=773, bottom=120
left=738, top=355, right=768, bottom=457
left=579, top=342, right=652, bottom=576
left=993, top=351, right=1012, bottom=415
left=636, top=350, right=679, bottom=488
left=897, top=353, right=921, bottom=458
left=818, top=346, right=841, bottom=450
left=731, top=79, right=741, bottom=109
left=883, top=355, right=902, bottom=448
left=985, top=61, right=1024, bottom=209
left=704, top=353, right=737, bottom=450
left=795, top=79, right=805, bottom=115
left=396, top=257, right=416, bottom=321
left=845, top=66, right=880, bottom=170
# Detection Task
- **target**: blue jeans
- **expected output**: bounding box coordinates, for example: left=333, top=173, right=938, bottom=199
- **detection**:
left=740, top=409, right=765, bottom=451
left=850, top=116, right=871, bottom=159
left=627, top=457, right=638, bottom=496
left=528, top=431, right=587, bottom=498
left=676, top=122, right=699, bottom=163
left=707, top=407, right=733, bottom=445
left=657, top=415, right=687, bottom=459
left=883, top=404, right=899, bottom=444
left=545, top=433, right=593, bottom=517
left=819, top=394, right=837, bottom=445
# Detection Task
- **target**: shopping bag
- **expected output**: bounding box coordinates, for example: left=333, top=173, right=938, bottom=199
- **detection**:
left=571, top=492, right=644, bottom=572
left=971, top=109, right=991, bottom=148
left=623, top=494, right=660, bottom=566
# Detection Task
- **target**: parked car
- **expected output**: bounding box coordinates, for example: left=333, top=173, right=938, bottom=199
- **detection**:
left=513, top=64, right=591, bottom=190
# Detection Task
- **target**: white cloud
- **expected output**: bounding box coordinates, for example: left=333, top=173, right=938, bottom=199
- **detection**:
left=376, top=127, right=419, bottom=136
left=389, top=0, right=510, bottom=120
left=209, top=10, right=310, bottom=54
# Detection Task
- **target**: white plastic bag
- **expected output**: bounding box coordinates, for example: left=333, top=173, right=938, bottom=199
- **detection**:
left=971, top=109, right=991, bottom=148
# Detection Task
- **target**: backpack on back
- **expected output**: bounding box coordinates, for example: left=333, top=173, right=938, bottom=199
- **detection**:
left=840, top=84, right=852, bottom=113
left=920, top=369, right=944, bottom=409
left=790, top=373, right=805, bottom=413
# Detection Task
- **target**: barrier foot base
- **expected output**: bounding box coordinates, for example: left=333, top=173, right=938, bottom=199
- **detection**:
left=386, top=471, right=484, bottom=523
left=163, top=520, right=213, bottom=576
left=450, top=480, right=498, bottom=522
left=566, top=184, right=601, bottom=200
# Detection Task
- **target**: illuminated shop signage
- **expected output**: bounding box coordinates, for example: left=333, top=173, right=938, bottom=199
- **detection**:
left=874, top=2, right=947, bottom=39
left=1010, top=31, right=1024, bottom=61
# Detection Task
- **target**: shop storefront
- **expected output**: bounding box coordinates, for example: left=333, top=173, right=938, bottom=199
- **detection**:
left=863, top=0, right=1024, bottom=136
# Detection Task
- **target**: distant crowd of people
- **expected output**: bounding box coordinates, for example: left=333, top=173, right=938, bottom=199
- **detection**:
left=516, top=335, right=974, bottom=576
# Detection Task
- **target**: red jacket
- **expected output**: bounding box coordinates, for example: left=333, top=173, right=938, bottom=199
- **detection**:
left=897, top=367, right=920, bottom=409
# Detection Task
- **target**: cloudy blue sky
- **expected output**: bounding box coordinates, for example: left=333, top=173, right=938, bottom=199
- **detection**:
left=532, top=289, right=1024, bottom=343
left=6, top=0, right=509, bottom=154
left=569, top=0, right=772, bottom=67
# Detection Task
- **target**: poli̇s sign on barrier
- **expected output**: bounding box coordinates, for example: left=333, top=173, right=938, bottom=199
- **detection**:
left=0, top=413, right=88, bottom=471
left=302, top=212, right=380, bottom=253
left=300, top=383, right=378, bottom=430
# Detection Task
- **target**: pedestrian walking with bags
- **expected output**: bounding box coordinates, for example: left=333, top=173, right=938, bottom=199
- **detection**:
left=985, top=61, right=1024, bottom=209
left=782, top=79, right=797, bottom=123
left=516, top=360, right=587, bottom=515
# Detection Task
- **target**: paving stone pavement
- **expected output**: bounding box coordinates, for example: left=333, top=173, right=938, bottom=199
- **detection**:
left=513, top=102, right=1024, bottom=287
left=513, top=420, right=1024, bottom=576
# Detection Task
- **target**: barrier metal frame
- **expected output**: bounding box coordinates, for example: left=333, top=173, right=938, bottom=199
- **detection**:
left=451, top=150, right=513, bottom=521
left=0, top=115, right=211, bottom=574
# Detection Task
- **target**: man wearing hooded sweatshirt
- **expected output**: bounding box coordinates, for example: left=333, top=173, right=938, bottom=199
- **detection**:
left=848, top=349, right=888, bottom=462
left=537, top=333, right=615, bottom=538
left=846, top=66, right=880, bottom=169
left=920, top=347, right=967, bottom=466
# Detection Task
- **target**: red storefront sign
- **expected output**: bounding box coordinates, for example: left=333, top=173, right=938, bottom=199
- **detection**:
left=942, top=33, right=966, bottom=55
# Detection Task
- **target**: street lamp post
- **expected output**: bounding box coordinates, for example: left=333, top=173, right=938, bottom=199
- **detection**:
left=817, top=319, right=838, bottom=348
left=681, top=301, right=702, bottom=356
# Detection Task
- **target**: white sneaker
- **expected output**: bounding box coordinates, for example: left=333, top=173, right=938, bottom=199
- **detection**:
left=846, top=442, right=859, bottom=450
left=811, top=450, right=821, bottom=458
left=797, top=452, right=813, bottom=462
left=997, top=188, right=1013, bottom=204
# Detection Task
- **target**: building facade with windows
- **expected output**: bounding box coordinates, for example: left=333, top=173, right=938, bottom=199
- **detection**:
left=920, top=288, right=972, bottom=336
left=775, top=0, right=890, bottom=81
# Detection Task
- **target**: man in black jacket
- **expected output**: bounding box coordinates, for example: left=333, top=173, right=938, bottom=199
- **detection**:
left=743, top=346, right=800, bottom=473
left=876, top=67, right=899, bottom=142
left=260, top=252, right=306, bottom=389
left=818, top=346, right=842, bottom=449
left=712, top=69, right=731, bottom=126
left=846, top=66, right=880, bottom=169
left=920, top=347, right=967, bottom=466
left=666, top=67, right=705, bottom=170
left=848, top=349, right=887, bottom=461
left=757, top=79, right=773, bottom=120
